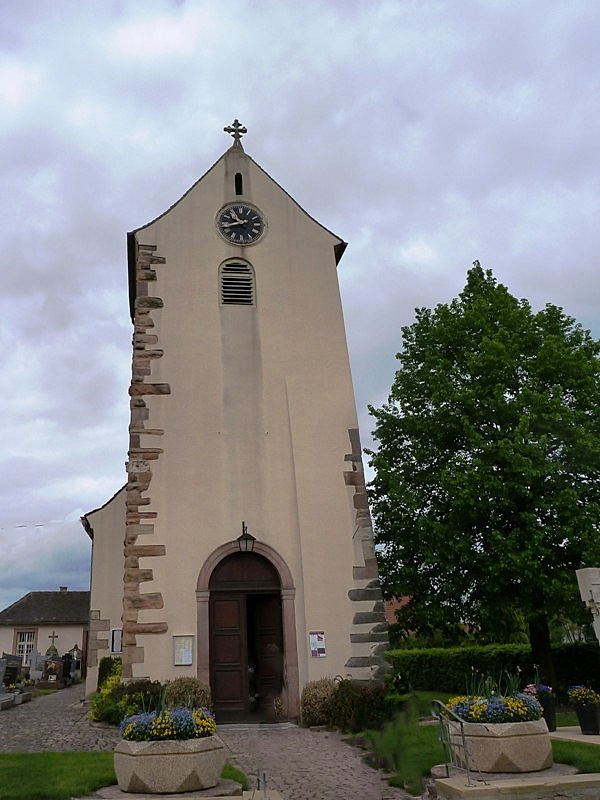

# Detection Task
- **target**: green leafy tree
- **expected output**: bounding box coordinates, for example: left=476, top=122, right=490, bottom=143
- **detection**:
left=368, top=263, right=600, bottom=685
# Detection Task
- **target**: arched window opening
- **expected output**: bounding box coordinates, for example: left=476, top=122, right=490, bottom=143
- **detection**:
left=220, top=261, right=255, bottom=306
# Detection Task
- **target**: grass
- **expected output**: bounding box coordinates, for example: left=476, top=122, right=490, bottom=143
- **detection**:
left=350, top=690, right=453, bottom=795
left=222, top=762, right=251, bottom=790
left=0, top=752, right=116, bottom=800
left=363, top=696, right=446, bottom=796
left=556, top=710, right=578, bottom=727
left=31, top=688, right=58, bottom=698
left=552, top=740, right=600, bottom=773
left=0, top=752, right=249, bottom=800
left=405, top=689, right=453, bottom=716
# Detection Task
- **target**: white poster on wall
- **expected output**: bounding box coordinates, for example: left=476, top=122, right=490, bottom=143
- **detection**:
left=309, top=631, right=326, bottom=657
left=173, top=635, right=194, bottom=666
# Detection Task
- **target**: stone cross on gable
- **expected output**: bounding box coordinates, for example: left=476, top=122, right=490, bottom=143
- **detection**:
left=224, top=119, right=247, bottom=144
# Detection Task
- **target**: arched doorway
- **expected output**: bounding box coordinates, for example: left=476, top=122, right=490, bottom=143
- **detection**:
left=209, top=552, right=284, bottom=722
left=197, top=541, right=300, bottom=722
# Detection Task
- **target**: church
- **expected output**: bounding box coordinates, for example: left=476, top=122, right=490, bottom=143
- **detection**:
left=82, top=121, right=388, bottom=721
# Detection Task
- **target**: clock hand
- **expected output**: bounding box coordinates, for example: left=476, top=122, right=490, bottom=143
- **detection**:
left=221, top=220, right=245, bottom=228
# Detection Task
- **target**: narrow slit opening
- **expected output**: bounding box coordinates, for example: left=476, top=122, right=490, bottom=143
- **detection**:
left=235, top=173, right=243, bottom=195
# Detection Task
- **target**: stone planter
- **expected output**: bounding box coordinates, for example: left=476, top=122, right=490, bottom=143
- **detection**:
left=449, top=718, right=553, bottom=773
left=575, top=705, right=600, bottom=735
left=114, top=735, right=226, bottom=794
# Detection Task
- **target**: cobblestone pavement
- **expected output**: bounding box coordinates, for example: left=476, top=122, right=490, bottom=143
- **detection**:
left=0, top=685, right=120, bottom=753
left=218, top=725, right=409, bottom=800
left=0, top=686, right=411, bottom=800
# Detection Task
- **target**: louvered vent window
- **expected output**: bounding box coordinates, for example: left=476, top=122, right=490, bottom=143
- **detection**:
left=220, top=262, right=255, bottom=305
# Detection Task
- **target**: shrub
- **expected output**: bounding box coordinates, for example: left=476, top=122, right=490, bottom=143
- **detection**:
left=300, top=677, right=336, bottom=727
left=329, top=678, right=391, bottom=733
left=90, top=673, right=126, bottom=724
left=386, top=642, right=600, bottom=701
left=164, top=677, right=212, bottom=710
left=111, top=679, right=164, bottom=715
left=97, top=656, right=121, bottom=691
left=90, top=676, right=163, bottom=724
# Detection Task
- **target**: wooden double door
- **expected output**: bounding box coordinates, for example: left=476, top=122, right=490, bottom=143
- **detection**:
left=209, top=553, right=284, bottom=722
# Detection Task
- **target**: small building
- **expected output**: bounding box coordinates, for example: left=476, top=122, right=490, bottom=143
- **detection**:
left=0, top=587, right=89, bottom=667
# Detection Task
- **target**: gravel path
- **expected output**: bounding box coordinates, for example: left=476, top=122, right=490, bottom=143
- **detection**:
left=0, top=686, right=411, bottom=800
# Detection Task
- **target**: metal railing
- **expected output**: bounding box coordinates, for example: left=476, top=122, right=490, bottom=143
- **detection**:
left=430, top=699, right=488, bottom=787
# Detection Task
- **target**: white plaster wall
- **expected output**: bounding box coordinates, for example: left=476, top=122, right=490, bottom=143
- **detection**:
left=0, top=628, right=16, bottom=656
left=35, top=624, right=87, bottom=658
left=0, top=625, right=86, bottom=663
left=85, top=487, right=126, bottom=694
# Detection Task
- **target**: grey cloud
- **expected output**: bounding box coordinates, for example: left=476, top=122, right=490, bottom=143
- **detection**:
left=1, top=0, right=599, bottom=610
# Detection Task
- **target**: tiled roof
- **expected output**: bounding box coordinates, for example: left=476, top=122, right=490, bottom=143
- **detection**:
left=0, top=591, right=90, bottom=626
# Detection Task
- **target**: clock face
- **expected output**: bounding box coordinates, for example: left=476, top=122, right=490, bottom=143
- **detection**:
left=216, top=203, right=265, bottom=245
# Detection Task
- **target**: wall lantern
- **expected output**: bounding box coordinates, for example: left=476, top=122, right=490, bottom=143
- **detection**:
left=237, top=521, right=256, bottom=553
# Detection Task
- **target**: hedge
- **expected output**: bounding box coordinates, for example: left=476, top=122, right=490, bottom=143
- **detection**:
left=386, top=642, right=600, bottom=700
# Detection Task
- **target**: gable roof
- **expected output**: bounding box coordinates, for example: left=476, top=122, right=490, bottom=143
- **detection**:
left=0, top=591, right=90, bottom=626
left=81, top=484, right=126, bottom=540
left=127, top=144, right=347, bottom=320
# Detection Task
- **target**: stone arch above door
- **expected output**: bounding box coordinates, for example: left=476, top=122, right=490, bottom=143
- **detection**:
left=196, top=541, right=300, bottom=719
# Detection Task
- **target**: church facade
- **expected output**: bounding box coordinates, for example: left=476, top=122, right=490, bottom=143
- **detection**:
left=83, top=122, right=388, bottom=720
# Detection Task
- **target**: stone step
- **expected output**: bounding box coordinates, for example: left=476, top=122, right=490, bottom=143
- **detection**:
left=434, top=771, right=600, bottom=799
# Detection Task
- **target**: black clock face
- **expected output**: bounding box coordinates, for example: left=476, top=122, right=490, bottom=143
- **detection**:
left=216, top=204, right=265, bottom=245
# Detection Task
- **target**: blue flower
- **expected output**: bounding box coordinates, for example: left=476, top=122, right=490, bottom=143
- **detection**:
left=120, top=705, right=217, bottom=741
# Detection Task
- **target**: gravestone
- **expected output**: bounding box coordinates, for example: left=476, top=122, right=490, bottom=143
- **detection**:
left=62, top=652, right=73, bottom=686
left=1, top=653, right=21, bottom=687
left=38, top=656, right=65, bottom=689
left=45, top=630, right=59, bottom=657
left=0, top=657, right=6, bottom=689
left=69, top=644, right=81, bottom=671
left=29, top=650, right=46, bottom=672
left=29, top=649, right=45, bottom=682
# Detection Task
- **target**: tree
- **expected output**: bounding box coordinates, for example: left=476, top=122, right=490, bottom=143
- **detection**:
left=368, top=263, right=600, bottom=685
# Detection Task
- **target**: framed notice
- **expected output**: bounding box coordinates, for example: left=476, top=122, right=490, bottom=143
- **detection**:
left=173, top=635, right=194, bottom=666
left=309, top=631, right=326, bottom=658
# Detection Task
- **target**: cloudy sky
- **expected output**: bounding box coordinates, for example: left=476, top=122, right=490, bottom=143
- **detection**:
left=1, top=0, right=599, bottom=611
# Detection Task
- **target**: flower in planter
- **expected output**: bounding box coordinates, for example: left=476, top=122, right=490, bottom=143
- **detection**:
left=525, top=682, right=556, bottom=731
left=120, top=706, right=217, bottom=741
left=447, top=693, right=543, bottom=723
left=567, top=686, right=600, bottom=706
left=524, top=683, right=553, bottom=697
